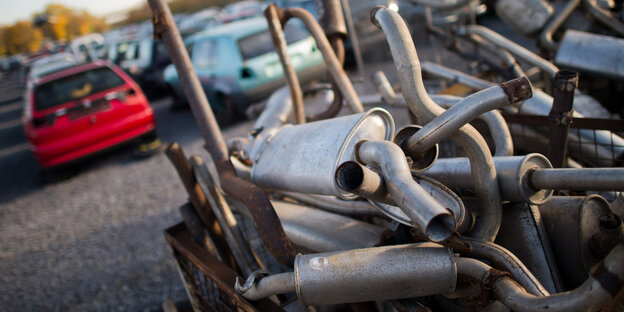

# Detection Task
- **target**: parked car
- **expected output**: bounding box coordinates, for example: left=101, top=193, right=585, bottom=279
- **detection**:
left=27, top=52, right=78, bottom=82
left=164, top=17, right=326, bottom=121
left=23, top=60, right=156, bottom=168
left=178, top=8, right=221, bottom=38
left=108, top=38, right=172, bottom=99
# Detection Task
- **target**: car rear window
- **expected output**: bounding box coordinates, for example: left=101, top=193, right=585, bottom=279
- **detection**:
left=238, top=21, right=310, bottom=61
left=34, top=67, right=125, bottom=111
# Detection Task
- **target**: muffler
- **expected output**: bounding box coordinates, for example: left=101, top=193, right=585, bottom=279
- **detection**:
left=555, top=29, right=624, bottom=80
left=250, top=108, right=394, bottom=199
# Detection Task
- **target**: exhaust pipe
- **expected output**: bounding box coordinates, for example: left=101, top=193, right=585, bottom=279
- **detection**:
left=238, top=244, right=457, bottom=305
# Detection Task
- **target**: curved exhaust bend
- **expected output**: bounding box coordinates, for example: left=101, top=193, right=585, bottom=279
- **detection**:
left=433, top=94, right=513, bottom=157
left=461, top=236, right=550, bottom=296
left=356, top=140, right=456, bottom=242
left=539, top=0, right=581, bottom=51
left=456, top=25, right=558, bottom=79
left=373, top=71, right=513, bottom=157
left=459, top=243, right=624, bottom=312
left=584, top=0, right=624, bottom=37
left=279, top=7, right=364, bottom=114
left=372, top=7, right=502, bottom=242
left=404, top=77, right=531, bottom=156
left=236, top=271, right=296, bottom=301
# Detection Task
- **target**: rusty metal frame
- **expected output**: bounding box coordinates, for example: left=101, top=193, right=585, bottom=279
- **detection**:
left=165, top=222, right=285, bottom=312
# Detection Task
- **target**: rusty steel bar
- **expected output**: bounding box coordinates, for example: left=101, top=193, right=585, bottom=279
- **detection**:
left=191, top=155, right=259, bottom=277
left=278, top=6, right=364, bottom=113
left=548, top=70, right=578, bottom=168
left=164, top=223, right=285, bottom=312
left=148, top=0, right=228, bottom=162
left=150, top=0, right=299, bottom=268
left=165, top=143, right=237, bottom=270
left=264, top=4, right=305, bottom=124
left=306, top=37, right=344, bottom=121
left=178, top=202, right=221, bottom=260
left=217, top=160, right=299, bottom=267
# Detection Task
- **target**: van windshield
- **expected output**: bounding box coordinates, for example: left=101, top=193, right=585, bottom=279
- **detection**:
left=34, top=67, right=125, bottom=111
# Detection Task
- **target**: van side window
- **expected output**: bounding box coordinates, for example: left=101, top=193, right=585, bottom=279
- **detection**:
left=194, top=39, right=218, bottom=69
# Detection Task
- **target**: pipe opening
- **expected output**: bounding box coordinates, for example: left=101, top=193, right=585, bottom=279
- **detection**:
left=336, top=161, right=365, bottom=192
left=426, top=213, right=456, bottom=242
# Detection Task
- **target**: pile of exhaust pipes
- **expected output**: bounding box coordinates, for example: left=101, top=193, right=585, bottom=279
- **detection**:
left=148, top=0, right=624, bottom=310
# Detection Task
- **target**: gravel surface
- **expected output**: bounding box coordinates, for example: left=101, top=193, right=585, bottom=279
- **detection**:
left=0, top=12, right=488, bottom=310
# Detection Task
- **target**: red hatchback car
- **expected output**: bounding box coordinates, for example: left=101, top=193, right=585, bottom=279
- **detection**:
left=23, top=60, right=156, bottom=168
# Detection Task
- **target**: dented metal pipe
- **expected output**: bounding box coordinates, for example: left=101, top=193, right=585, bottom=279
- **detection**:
left=356, top=140, right=455, bottom=242
left=373, top=7, right=502, bottom=242
left=404, top=77, right=531, bottom=156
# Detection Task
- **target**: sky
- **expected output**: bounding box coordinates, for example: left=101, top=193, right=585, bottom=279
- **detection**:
left=0, top=0, right=145, bottom=25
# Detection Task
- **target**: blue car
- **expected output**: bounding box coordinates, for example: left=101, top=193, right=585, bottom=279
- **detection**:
left=164, top=17, right=326, bottom=122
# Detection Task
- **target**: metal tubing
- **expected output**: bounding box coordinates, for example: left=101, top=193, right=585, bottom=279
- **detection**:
left=539, top=0, right=581, bottom=51
left=423, top=154, right=554, bottom=204
left=469, top=34, right=527, bottom=78
left=433, top=94, right=514, bottom=157
left=357, top=140, right=455, bottom=242
left=373, top=7, right=502, bottom=241
left=421, top=61, right=494, bottom=90
left=237, top=272, right=296, bottom=301
left=294, top=244, right=457, bottom=305
left=280, top=192, right=383, bottom=217
left=251, top=87, right=292, bottom=135
left=493, top=243, right=624, bottom=312
left=408, top=0, right=470, bottom=10
left=272, top=200, right=385, bottom=252
left=457, top=25, right=559, bottom=79
left=461, top=237, right=550, bottom=296
left=404, top=77, right=531, bottom=155
left=335, top=161, right=392, bottom=204
left=584, top=0, right=624, bottom=36
left=265, top=4, right=305, bottom=124
left=373, top=71, right=513, bottom=156
left=280, top=6, right=363, bottom=113
left=147, top=0, right=228, bottom=162
left=531, top=168, right=624, bottom=191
